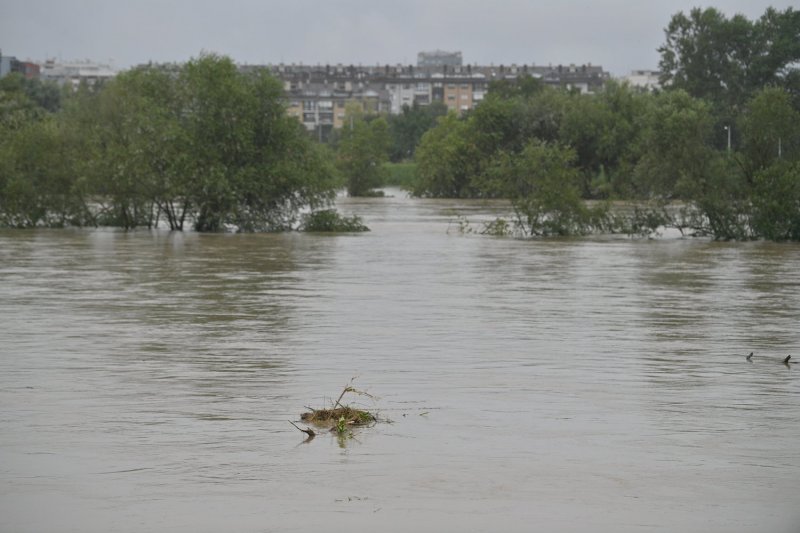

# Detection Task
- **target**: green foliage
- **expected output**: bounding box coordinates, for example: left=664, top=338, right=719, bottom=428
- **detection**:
left=690, top=156, right=753, bottom=240
left=383, top=162, right=417, bottom=188
left=751, top=161, right=800, bottom=240
left=2, top=7, right=799, bottom=242
left=0, top=74, right=62, bottom=117
left=738, top=87, right=800, bottom=180
left=387, top=101, right=447, bottom=161
left=0, top=53, right=339, bottom=231
left=633, top=90, right=715, bottom=199
left=659, top=7, right=800, bottom=110
left=559, top=81, right=649, bottom=197
left=481, top=217, right=512, bottom=237
left=336, top=114, right=391, bottom=196
left=0, top=75, right=51, bottom=137
left=413, top=112, right=478, bottom=198
left=300, top=209, right=369, bottom=232
left=0, top=118, right=83, bottom=227
left=485, top=140, right=606, bottom=236
left=336, top=416, right=348, bottom=435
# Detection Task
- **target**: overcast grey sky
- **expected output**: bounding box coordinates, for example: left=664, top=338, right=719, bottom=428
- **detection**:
left=1, top=1, right=794, bottom=76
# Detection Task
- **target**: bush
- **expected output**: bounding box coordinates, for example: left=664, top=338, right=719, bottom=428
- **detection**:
left=300, top=209, right=370, bottom=232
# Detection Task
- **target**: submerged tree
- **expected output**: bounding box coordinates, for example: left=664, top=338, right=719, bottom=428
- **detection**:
left=483, top=140, right=606, bottom=236
left=0, top=54, right=339, bottom=231
left=413, top=112, right=478, bottom=198
left=336, top=111, right=391, bottom=197
left=179, top=55, right=337, bottom=230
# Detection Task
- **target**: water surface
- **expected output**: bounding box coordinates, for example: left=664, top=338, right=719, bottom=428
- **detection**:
left=2, top=190, right=799, bottom=532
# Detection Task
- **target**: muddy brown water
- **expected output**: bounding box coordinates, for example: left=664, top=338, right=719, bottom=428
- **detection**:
left=2, top=190, right=799, bottom=532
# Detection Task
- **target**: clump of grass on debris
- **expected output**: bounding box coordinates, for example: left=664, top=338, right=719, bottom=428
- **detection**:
left=289, top=378, right=377, bottom=440
left=301, top=405, right=376, bottom=426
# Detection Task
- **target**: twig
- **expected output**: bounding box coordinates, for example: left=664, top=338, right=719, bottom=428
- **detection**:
left=333, top=377, right=359, bottom=409
left=288, top=420, right=315, bottom=439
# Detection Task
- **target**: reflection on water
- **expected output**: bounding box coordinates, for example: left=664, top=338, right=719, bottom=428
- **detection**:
left=1, top=190, right=799, bottom=533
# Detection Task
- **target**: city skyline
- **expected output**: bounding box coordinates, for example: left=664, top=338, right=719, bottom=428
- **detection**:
left=1, top=0, right=794, bottom=76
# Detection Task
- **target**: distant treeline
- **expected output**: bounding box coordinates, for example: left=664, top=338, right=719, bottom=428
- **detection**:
left=1, top=6, right=799, bottom=239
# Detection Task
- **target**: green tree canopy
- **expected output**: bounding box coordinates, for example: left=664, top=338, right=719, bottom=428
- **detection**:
left=0, top=54, right=338, bottom=231
left=387, top=101, right=447, bottom=162
left=413, top=112, right=478, bottom=198
left=738, top=87, right=800, bottom=180
left=336, top=111, right=391, bottom=196
left=659, top=7, right=800, bottom=109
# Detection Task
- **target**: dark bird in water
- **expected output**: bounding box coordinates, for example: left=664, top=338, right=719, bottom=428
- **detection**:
left=784, top=355, right=793, bottom=365
left=746, top=352, right=754, bottom=361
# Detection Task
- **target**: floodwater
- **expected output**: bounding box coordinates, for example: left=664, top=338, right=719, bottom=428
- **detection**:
left=1, top=189, right=799, bottom=533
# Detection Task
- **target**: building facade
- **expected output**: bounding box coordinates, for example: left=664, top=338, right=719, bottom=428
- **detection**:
left=256, top=58, right=610, bottom=131
left=621, top=69, right=661, bottom=91
left=40, top=59, right=117, bottom=88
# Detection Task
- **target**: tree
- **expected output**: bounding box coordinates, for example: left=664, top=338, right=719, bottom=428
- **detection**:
left=470, top=80, right=566, bottom=157
left=659, top=7, right=800, bottom=110
left=0, top=54, right=339, bottom=231
left=387, top=101, right=447, bottom=162
left=0, top=118, right=81, bottom=227
left=413, top=112, right=478, bottom=198
left=483, top=140, right=603, bottom=236
left=633, top=90, right=715, bottom=199
left=751, top=161, right=800, bottom=240
left=738, top=87, right=800, bottom=180
left=336, top=112, right=390, bottom=196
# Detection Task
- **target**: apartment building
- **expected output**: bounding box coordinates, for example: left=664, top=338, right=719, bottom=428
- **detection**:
left=0, top=51, right=39, bottom=79
left=249, top=54, right=609, bottom=131
left=40, top=59, right=117, bottom=88
left=621, top=69, right=661, bottom=91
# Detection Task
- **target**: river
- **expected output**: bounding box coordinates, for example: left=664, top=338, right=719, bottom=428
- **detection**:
left=1, top=190, right=799, bottom=532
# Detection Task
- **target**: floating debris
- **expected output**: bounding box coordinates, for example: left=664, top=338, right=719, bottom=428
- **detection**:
left=290, top=378, right=377, bottom=440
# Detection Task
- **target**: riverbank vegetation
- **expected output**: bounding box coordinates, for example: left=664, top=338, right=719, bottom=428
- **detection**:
left=1, top=7, right=798, bottom=239
left=0, top=54, right=341, bottom=232
left=411, top=6, right=800, bottom=240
